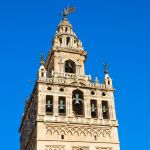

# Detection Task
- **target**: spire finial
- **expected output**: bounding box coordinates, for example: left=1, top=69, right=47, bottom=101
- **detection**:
left=40, top=52, right=45, bottom=65
left=103, top=63, right=109, bottom=74
left=95, top=76, right=99, bottom=83
left=62, top=6, right=76, bottom=18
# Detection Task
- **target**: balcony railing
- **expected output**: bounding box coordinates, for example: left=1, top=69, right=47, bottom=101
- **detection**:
left=51, top=71, right=91, bottom=81
left=38, top=72, right=113, bottom=89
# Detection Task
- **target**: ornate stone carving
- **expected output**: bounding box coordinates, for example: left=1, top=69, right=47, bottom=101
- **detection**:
left=72, top=147, right=89, bottom=150
left=96, top=147, right=112, bottom=150
left=46, top=125, right=111, bottom=141
left=45, top=145, right=65, bottom=150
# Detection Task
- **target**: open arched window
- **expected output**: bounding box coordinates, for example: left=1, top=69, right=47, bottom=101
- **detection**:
left=72, top=90, right=84, bottom=116
left=65, top=60, right=76, bottom=73
left=59, top=38, right=62, bottom=44
left=66, top=37, right=70, bottom=45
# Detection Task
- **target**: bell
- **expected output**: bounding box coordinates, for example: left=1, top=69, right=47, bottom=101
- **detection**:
left=102, top=105, right=108, bottom=113
left=91, top=104, right=96, bottom=113
left=59, top=100, right=65, bottom=110
left=73, top=94, right=83, bottom=105
left=74, top=99, right=80, bottom=105
left=47, top=100, right=52, bottom=108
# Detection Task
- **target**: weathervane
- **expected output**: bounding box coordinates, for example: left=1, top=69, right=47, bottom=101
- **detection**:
left=62, top=6, right=76, bottom=18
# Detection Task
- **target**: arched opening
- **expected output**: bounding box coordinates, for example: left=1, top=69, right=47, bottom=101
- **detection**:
left=59, top=38, right=62, bottom=44
left=65, top=60, right=76, bottom=73
left=46, top=95, right=53, bottom=115
left=102, top=91, right=106, bottom=96
left=65, top=27, right=68, bottom=32
left=66, top=37, right=70, bottom=45
left=41, top=72, right=44, bottom=77
left=58, top=96, right=66, bottom=115
left=61, top=135, right=64, bottom=139
left=102, top=101, right=109, bottom=119
left=72, top=90, right=84, bottom=116
left=90, top=99, right=98, bottom=118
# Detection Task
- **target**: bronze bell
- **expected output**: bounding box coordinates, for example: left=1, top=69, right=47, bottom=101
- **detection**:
left=91, top=104, right=96, bottom=113
left=59, top=100, right=65, bottom=110
left=47, top=100, right=52, bottom=108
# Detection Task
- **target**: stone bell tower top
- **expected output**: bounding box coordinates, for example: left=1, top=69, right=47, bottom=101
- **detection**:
left=45, top=16, right=87, bottom=77
left=52, top=17, right=84, bottom=51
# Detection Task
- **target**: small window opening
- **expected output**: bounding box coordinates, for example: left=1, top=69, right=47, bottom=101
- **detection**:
left=108, top=80, right=110, bottom=85
left=60, top=87, right=64, bottom=92
left=61, top=135, right=64, bottom=139
left=94, top=135, right=97, bottom=141
left=102, top=101, right=109, bottom=119
left=41, top=72, right=44, bottom=77
left=102, top=92, right=106, bottom=96
left=47, top=87, right=52, bottom=91
left=65, top=27, right=68, bottom=32
left=65, top=60, right=76, bottom=73
left=59, top=38, right=62, bottom=44
left=66, top=37, right=70, bottom=45
left=59, top=97, right=66, bottom=115
left=46, top=95, right=53, bottom=115
left=74, top=39, right=77, bottom=44
left=90, top=100, right=97, bottom=118
left=91, top=91, right=95, bottom=95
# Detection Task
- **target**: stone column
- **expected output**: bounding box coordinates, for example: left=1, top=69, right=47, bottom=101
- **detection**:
left=59, top=62, right=64, bottom=72
left=99, top=101, right=103, bottom=119
left=76, top=65, right=81, bottom=75
left=66, top=96, right=73, bottom=117
left=53, top=95, right=58, bottom=116
left=62, top=35, right=66, bottom=47
left=110, top=100, right=116, bottom=120
left=84, top=97, right=90, bottom=118
left=37, top=90, right=45, bottom=116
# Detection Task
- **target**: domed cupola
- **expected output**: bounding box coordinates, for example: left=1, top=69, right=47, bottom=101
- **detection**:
left=52, top=18, right=83, bottom=50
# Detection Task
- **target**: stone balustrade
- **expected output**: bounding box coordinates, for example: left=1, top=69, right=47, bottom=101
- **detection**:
left=51, top=71, right=91, bottom=80
left=38, top=73, right=113, bottom=90
left=42, top=115, right=118, bottom=126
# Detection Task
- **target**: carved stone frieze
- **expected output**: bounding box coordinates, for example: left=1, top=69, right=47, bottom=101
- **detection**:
left=46, top=125, right=111, bottom=140
left=72, top=146, right=89, bottom=150
left=96, top=147, right=112, bottom=150
left=45, top=145, right=65, bottom=150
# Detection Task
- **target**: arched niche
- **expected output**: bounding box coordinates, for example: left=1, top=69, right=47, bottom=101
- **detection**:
left=64, top=60, right=76, bottom=73
left=72, top=90, right=84, bottom=116
left=66, top=36, right=71, bottom=45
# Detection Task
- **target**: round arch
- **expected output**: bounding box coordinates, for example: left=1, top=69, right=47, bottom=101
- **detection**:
left=64, top=59, right=76, bottom=73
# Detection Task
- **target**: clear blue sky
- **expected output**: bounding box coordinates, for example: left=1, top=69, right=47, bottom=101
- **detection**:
left=0, top=0, right=149, bottom=149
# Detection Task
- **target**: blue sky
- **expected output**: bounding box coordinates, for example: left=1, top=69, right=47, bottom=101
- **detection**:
left=0, top=0, right=149, bottom=149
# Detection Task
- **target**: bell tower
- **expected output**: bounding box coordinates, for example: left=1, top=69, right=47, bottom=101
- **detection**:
left=19, top=7, right=120, bottom=150
left=46, top=17, right=86, bottom=77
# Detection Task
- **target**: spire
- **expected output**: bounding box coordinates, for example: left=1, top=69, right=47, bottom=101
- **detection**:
left=103, top=63, right=109, bottom=75
left=40, top=52, right=45, bottom=66
left=103, top=63, right=113, bottom=87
